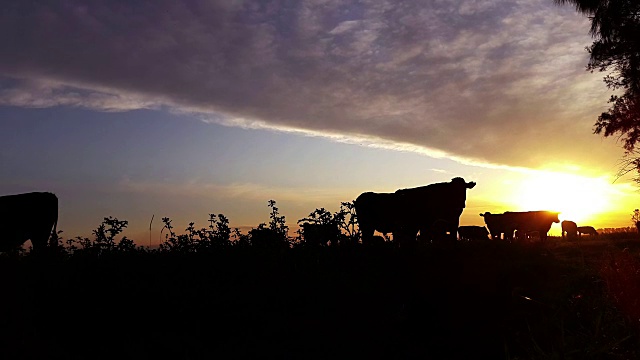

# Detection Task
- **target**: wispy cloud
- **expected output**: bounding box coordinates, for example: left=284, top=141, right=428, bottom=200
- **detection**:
left=0, top=0, right=614, bottom=172
left=118, top=177, right=351, bottom=205
left=0, top=78, right=159, bottom=111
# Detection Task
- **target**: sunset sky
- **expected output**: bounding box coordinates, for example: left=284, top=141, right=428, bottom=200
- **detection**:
left=2, top=0, right=640, bottom=244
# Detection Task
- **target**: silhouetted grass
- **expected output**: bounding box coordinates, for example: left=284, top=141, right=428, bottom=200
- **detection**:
left=1, top=210, right=640, bottom=359
left=1, top=240, right=638, bottom=359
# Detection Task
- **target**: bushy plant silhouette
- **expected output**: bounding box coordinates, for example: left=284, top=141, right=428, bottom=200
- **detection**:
left=297, top=207, right=340, bottom=247
left=296, top=201, right=360, bottom=247
left=57, top=216, right=143, bottom=257
left=200, top=213, right=232, bottom=250
left=248, top=200, right=290, bottom=249
left=157, top=214, right=233, bottom=254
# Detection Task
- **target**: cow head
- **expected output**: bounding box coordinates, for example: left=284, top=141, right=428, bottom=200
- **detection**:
left=451, top=177, right=476, bottom=189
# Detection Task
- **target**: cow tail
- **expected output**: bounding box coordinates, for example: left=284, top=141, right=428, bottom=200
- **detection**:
left=49, top=194, right=59, bottom=248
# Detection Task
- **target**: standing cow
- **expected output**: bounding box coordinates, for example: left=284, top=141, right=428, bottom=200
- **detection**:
left=0, top=192, right=58, bottom=252
left=577, top=226, right=598, bottom=237
left=481, top=211, right=560, bottom=242
left=561, top=220, right=578, bottom=240
left=355, top=177, right=476, bottom=245
left=480, top=212, right=516, bottom=241
left=503, top=211, right=560, bottom=242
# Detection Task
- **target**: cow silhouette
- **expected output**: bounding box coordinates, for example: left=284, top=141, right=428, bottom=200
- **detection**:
left=577, top=226, right=598, bottom=237
left=0, top=192, right=58, bottom=252
left=355, top=177, right=476, bottom=245
left=480, top=212, right=515, bottom=241
left=504, top=211, right=560, bottom=242
left=458, top=225, right=489, bottom=241
left=481, top=211, right=559, bottom=242
left=299, top=222, right=340, bottom=247
left=561, top=220, right=578, bottom=240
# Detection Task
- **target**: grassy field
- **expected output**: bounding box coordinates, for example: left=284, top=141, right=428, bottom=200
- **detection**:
left=0, top=235, right=639, bottom=359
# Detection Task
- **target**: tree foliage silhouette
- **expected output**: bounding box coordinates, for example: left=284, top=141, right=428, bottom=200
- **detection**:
left=556, top=0, right=640, bottom=180
left=632, top=209, right=640, bottom=232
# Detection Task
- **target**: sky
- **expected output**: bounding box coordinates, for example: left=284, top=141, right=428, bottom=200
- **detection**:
left=2, top=0, right=640, bottom=244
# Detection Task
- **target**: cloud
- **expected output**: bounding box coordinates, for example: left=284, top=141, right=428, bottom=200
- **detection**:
left=0, top=78, right=159, bottom=111
left=0, top=0, right=616, bottom=172
left=118, top=177, right=349, bottom=205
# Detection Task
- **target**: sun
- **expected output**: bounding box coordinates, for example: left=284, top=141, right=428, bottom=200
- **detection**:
left=510, top=171, right=614, bottom=225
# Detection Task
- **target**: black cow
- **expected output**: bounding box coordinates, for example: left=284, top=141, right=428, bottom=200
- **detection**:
left=481, top=211, right=560, bottom=242
left=299, top=222, right=341, bottom=247
left=425, top=218, right=452, bottom=244
left=0, top=192, right=58, bottom=252
left=577, top=226, right=598, bottom=236
left=458, top=225, right=489, bottom=241
left=355, top=177, right=476, bottom=245
left=561, top=220, right=578, bottom=240
left=504, top=211, right=560, bottom=242
left=480, top=212, right=515, bottom=241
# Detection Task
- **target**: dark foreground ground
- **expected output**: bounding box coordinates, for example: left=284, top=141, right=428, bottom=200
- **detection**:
left=1, top=237, right=639, bottom=359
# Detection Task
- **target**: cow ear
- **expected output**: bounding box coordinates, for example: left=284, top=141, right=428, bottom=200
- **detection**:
left=466, top=182, right=476, bottom=189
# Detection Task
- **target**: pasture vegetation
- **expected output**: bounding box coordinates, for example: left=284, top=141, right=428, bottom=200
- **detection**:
left=1, top=201, right=640, bottom=359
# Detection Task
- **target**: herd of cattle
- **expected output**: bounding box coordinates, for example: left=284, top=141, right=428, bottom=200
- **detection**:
left=0, top=179, right=604, bottom=252
left=353, top=177, right=598, bottom=245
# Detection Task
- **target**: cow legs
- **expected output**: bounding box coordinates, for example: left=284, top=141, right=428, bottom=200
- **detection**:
left=393, top=226, right=418, bottom=248
left=540, top=231, right=548, bottom=242
left=433, top=219, right=457, bottom=243
left=447, top=220, right=459, bottom=243
left=417, top=225, right=430, bottom=243
left=503, top=230, right=513, bottom=243
left=29, top=228, right=52, bottom=253
left=359, top=223, right=376, bottom=245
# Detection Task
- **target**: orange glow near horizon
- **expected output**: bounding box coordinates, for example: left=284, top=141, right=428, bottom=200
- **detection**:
left=509, top=171, right=616, bottom=226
